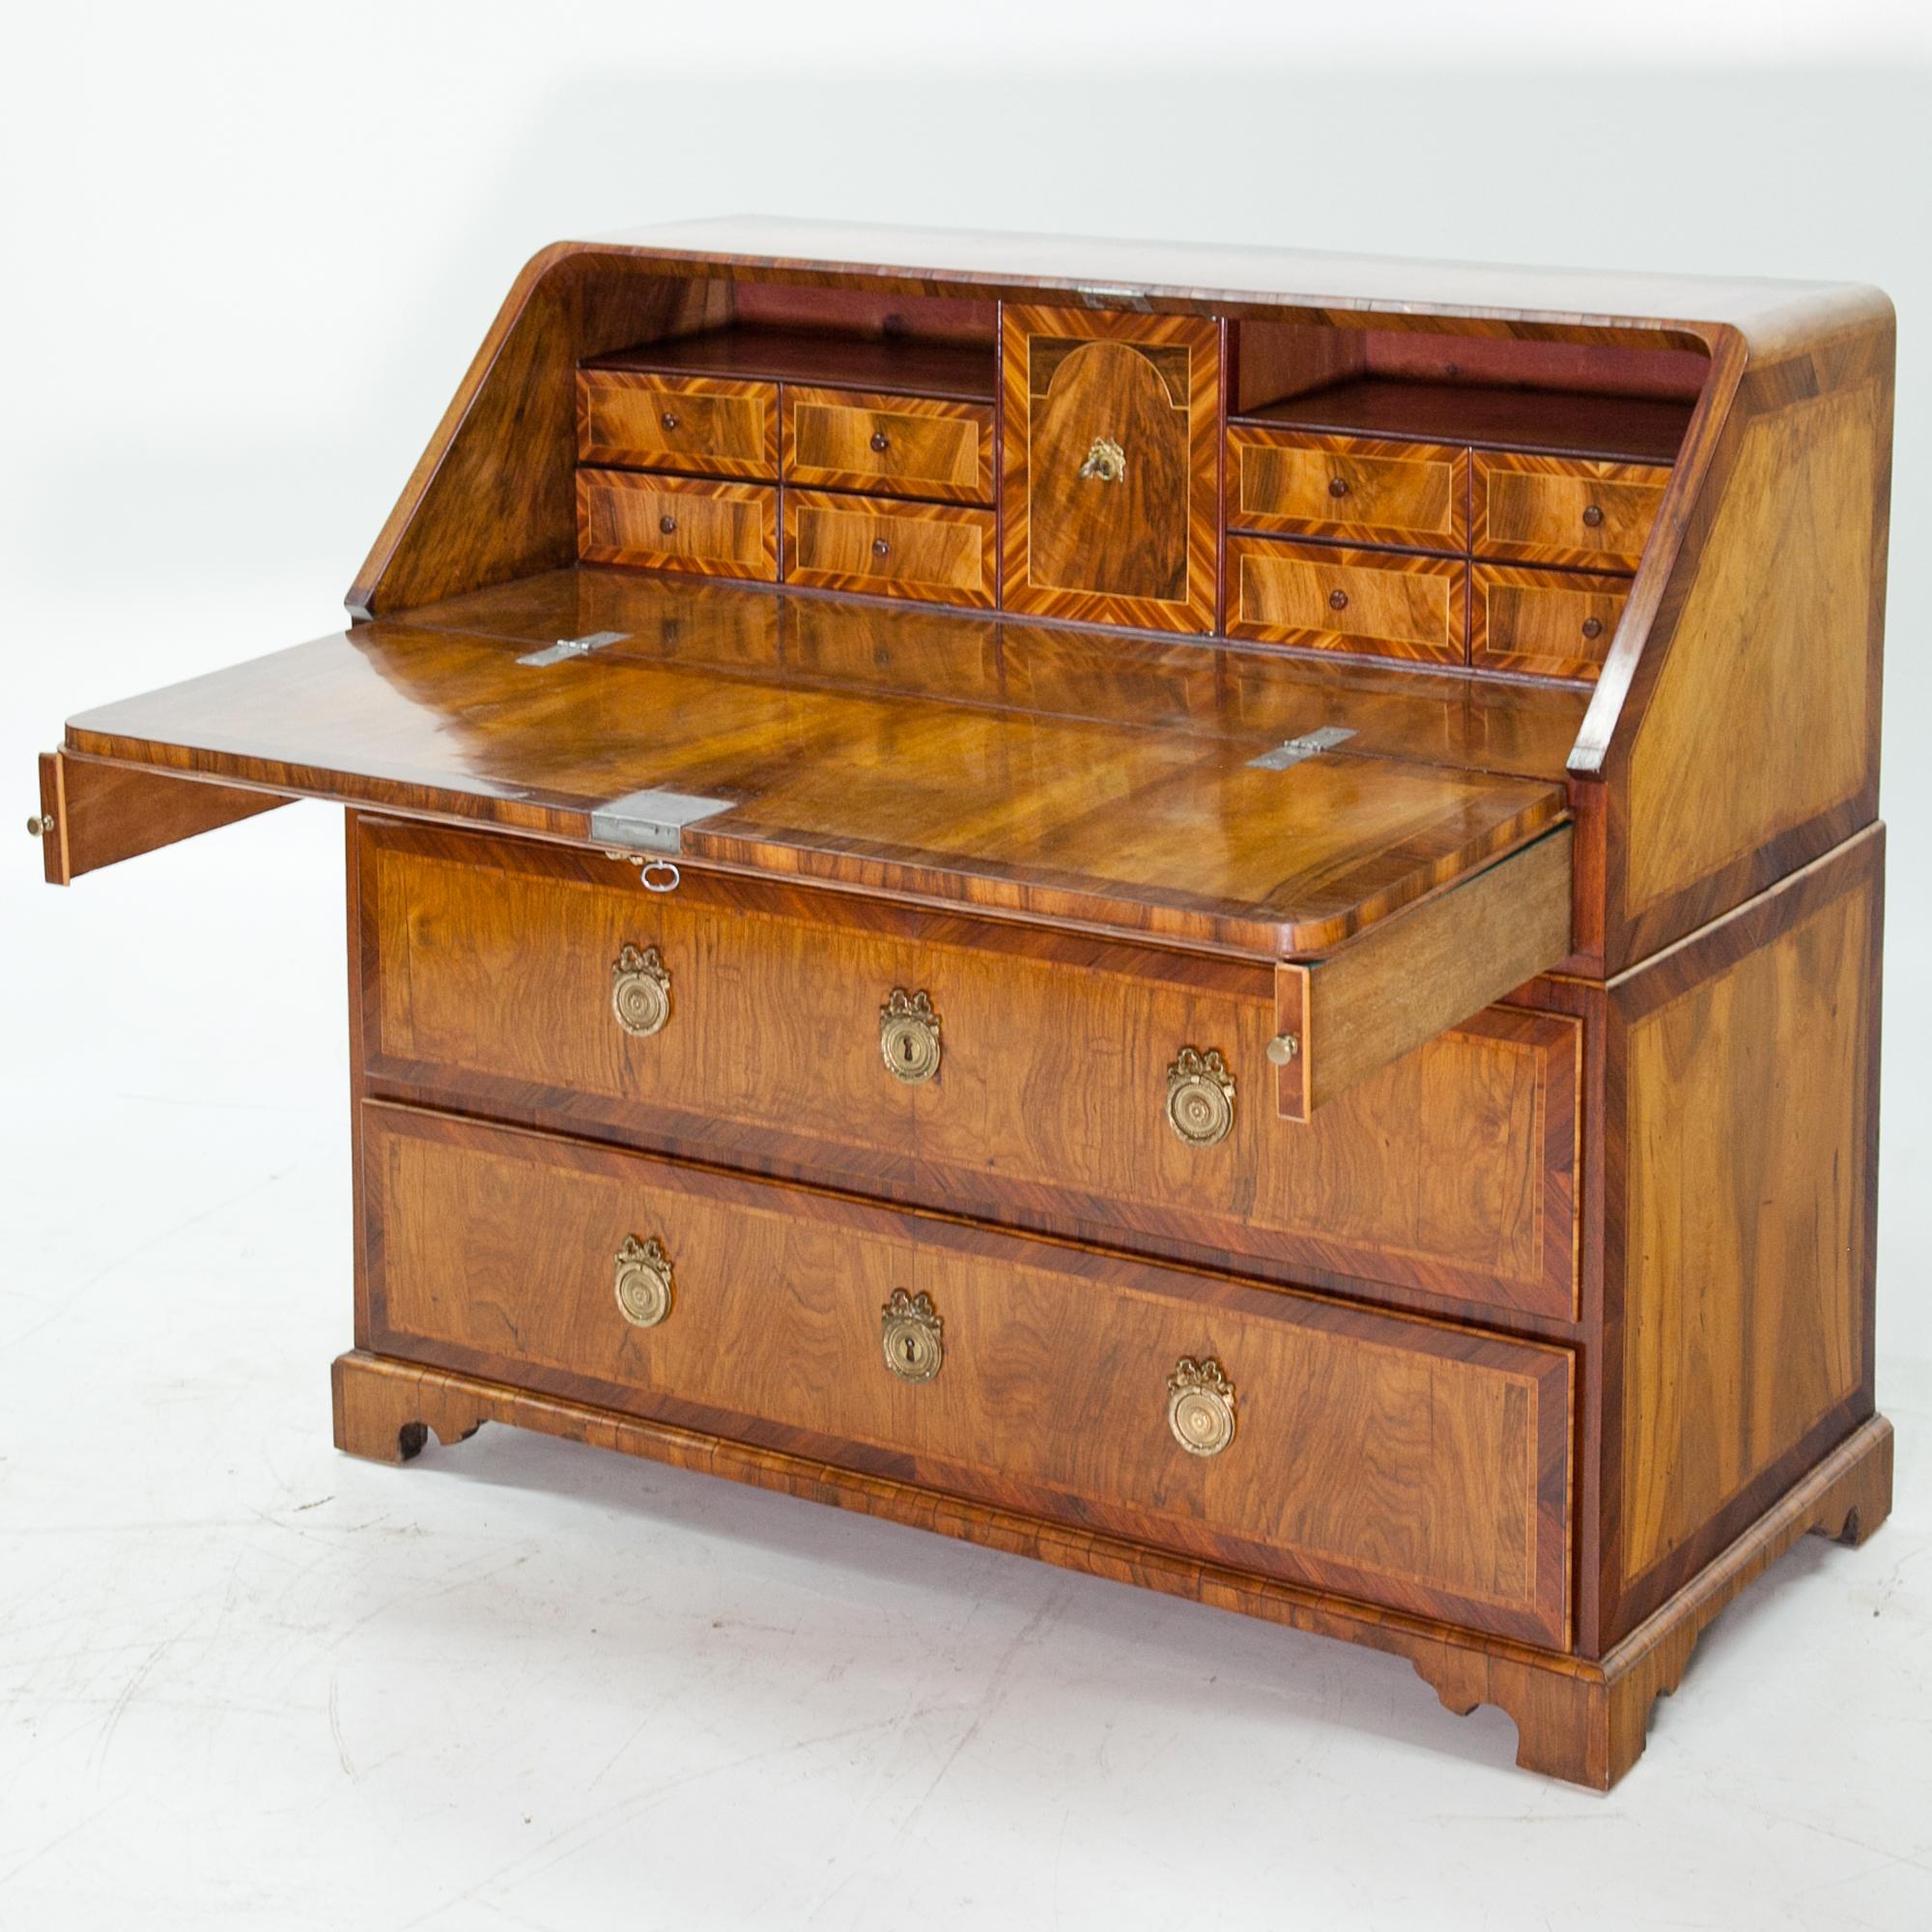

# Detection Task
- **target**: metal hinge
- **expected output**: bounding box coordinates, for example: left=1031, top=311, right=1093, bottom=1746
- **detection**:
left=1246, top=726, right=1356, bottom=771
left=517, top=630, right=628, bottom=668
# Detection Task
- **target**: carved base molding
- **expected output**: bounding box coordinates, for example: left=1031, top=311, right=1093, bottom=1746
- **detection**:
left=330, top=1350, right=1892, bottom=1790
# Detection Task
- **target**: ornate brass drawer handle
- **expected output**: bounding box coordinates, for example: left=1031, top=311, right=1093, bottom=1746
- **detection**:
left=1078, top=435, right=1126, bottom=483
left=880, top=987, right=942, bottom=1084
left=614, top=1235, right=675, bottom=1328
left=882, top=1289, right=943, bottom=1382
left=1168, top=1356, right=1236, bottom=1457
left=611, top=943, right=671, bottom=1037
left=1165, top=1046, right=1236, bottom=1147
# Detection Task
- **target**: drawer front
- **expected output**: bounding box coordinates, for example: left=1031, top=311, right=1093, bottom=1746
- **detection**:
left=1228, top=428, right=1468, bottom=552
left=577, top=371, right=778, bottom=478
left=576, top=470, right=779, bottom=581
left=783, top=491, right=998, bottom=608
left=1471, top=452, right=1668, bottom=571
left=1471, top=566, right=1630, bottom=681
left=364, top=1103, right=1574, bottom=1646
left=1002, top=305, right=1220, bottom=633
left=1225, top=537, right=1467, bottom=664
left=783, top=387, right=995, bottom=503
left=357, top=822, right=1580, bottom=1321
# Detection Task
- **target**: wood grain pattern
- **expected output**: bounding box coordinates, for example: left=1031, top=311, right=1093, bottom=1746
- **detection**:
left=576, top=469, right=778, bottom=580
left=356, top=818, right=1582, bottom=1321
left=327, top=1365, right=1889, bottom=1789
left=1473, top=451, right=1668, bottom=571
left=360, top=1102, right=1574, bottom=1645
left=1605, top=831, right=1881, bottom=1638
left=588, top=324, right=998, bottom=403
left=781, top=491, right=998, bottom=607
left=35, top=749, right=288, bottom=886
left=576, top=370, right=778, bottom=477
left=1002, top=306, right=1220, bottom=633
left=1226, top=537, right=1466, bottom=664
left=64, top=586, right=1570, bottom=958
left=1227, top=427, right=1468, bottom=551
left=1471, top=566, right=1629, bottom=682
left=781, top=386, right=995, bottom=503
left=1275, top=828, right=1573, bottom=1122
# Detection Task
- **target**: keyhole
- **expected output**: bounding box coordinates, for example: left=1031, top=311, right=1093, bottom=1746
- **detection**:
left=901, top=1037, right=915, bottom=1065
left=902, top=1337, right=916, bottom=1363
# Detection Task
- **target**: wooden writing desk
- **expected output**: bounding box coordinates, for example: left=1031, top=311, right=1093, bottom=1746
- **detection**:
left=33, top=219, right=1893, bottom=1785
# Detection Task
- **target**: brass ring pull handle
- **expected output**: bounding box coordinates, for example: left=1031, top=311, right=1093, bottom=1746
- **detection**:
left=880, top=987, right=942, bottom=1084
left=1165, top=1046, right=1236, bottom=1147
left=1078, top=435, right=1126, bottom=483
left=611, top=943, right=671, bottom=1037
left=1168, top=1356, right=1236, bottom=1456
left=614, top=1235, right=675, bottom=1328
left=882, top=1289, right=944, bottom=1382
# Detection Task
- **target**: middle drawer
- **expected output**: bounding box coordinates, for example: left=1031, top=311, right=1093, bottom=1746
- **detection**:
left=356, top=819, right=1580, bottom=1322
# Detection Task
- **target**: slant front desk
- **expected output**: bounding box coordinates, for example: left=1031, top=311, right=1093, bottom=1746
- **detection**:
left=34, top=220, right=1893, bottom=1787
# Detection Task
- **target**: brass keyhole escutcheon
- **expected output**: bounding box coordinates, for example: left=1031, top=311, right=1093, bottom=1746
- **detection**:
left=1078, top=435, right=1126, bottom=483
left=614, top=1235, right=674, bottom=1328
left=1168, top=1356, right=1236, bottom=1456
left=1165, top=1046, right=1236, bottom=1148
left=611, top=944, right=671, bottom=1037
left=880, top=987, right=942, bottom=1084
left=881, top=1289, right=943, bottom=1382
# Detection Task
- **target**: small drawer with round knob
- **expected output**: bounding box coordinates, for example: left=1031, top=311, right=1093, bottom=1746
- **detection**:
left=576, top=470, right=778, bottom=581
left=1471, top=450, right=1669, bottom=572
left=1226, top=536, right=1466, bottom=665
left=781, top=386, right=995, bottom=503
left=1226, top=426, right=1467, bottom=552
left=576, top=369, right=778, bottom=477
left=1471, top=563, right=1632, bottom=681
left=783, top=491, right=998, bottom=609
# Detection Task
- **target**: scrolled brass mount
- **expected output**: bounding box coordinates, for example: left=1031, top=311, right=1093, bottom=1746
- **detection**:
left=614, top=1235, right=675, bottom=1328
left=882, top=1288, right=944, bottom=1382
left=1078, top=435, right=1126, bottom=483
left=611, top=943, right=671, bottom=1037
left=1165, top=1046, right=1236, bottom=1147
left=1168, top=1356, right=1236, bottom=1457
left=880, top=987, right=942, bottom=1084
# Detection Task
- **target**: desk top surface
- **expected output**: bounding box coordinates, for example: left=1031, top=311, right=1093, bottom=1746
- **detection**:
left=68, top=569, right=1581, bottom=956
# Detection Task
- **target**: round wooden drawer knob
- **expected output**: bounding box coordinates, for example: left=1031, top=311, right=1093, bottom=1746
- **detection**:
left=660, top=411, right=680, bottom=431
left=1168, top=1356, right=1236, bottom=1456
left=659, top=514, right=677, bottom=535
left=870, top=430, right=891, bottom=453
left=1165, top=1046, right=1236, bottom=1147
left=614, top=1235, right=674, bottom=1328
left=872, top=537, right=891, bottom=558
left=882, top=1289, right=943, bottom=1382
left=611, top=943, right=671, bottom=1037
left=1581, top=616, right=1605, bottom=641
left=1328, top=475, right=1350, bottom=498
left=1582, top=503, right=1605, bottom=528
left=1328, top=588, right=1349, bottom=611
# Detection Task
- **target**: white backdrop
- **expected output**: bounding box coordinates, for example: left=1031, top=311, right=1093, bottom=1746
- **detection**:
left=2, top=6, right=1928, bottom=1926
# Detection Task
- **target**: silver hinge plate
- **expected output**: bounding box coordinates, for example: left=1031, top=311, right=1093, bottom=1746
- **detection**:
left=588, top=787, right=732, bottom=856
left=1247, top=726, right=1357, bottom=771
left=517, top=631, right=629, bottom=668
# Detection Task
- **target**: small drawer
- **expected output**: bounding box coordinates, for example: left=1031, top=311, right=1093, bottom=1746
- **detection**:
left=364, top=1103, right=1574, bottom=1647
left=1227, top=427, right=1467, bottom=552
left=1225, top=536, right=1466, bottom=665
left=782, top=387, right=995, bottom=504
left=576, top=371, right=778, bottom=478
left=1471, top=566, right=1630, bottom=681
left=1471, top=452, right=1668, bottom=571
left=576, top=470, right=778, bottom=581
left=783, top=491, right=998, bottom=608
left=357, top=820, right=1581, bottom=1321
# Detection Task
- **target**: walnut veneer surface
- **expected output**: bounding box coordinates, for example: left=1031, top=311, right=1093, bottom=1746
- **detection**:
left=37, top=219, right=1892, bottom=1789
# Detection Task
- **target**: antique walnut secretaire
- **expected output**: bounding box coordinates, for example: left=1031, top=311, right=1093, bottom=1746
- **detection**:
left=30, top=219, right=1893, bottom=1786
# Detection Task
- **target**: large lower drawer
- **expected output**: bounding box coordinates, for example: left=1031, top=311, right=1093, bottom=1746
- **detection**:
left=355, top=820, right=1581, bottom=1321
left=361, top=1103, right=1574, bottom=1646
